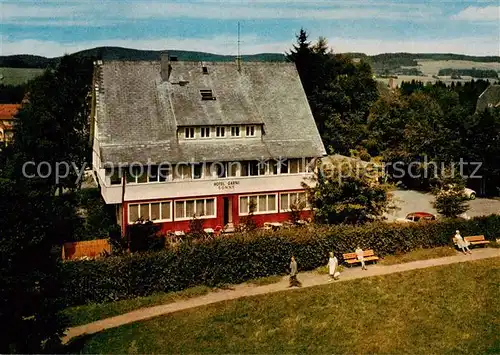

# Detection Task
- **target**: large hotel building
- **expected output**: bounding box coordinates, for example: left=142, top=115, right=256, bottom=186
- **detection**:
left=90, top=55, right=326, bottom=235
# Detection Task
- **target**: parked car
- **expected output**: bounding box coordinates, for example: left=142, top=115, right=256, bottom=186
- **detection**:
left=438, top=185, right=476, bottom=200
left=458, top=212, right=471, bottom=220
left=464, top=188, right=476, bottom=200
left=397, top=212, right=437, bottom=223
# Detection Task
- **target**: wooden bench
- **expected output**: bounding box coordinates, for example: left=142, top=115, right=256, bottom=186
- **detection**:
left=464, top=235, right=490, bottom=247
left=343, top=250, right=379, bottom=266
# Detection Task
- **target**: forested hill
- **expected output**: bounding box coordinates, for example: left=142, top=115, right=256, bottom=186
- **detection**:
left=0, top=47, right=286, bottom=68
left=1, top=46, right=499, bottom=69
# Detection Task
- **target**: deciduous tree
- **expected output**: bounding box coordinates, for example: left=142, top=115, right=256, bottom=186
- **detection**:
left=304, top=158, right=394, bottom=224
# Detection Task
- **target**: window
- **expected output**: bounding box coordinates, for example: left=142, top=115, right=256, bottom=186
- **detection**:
left=202, top=66, right=208, bottom=74
left=280, top=159, right=289, bottom=174
left=258, top=161, right=267, bottom=176
left=109, top=170, right=121, bottom=185
left=241, top=161, right=267, bottom=176
left=128, top=200, right=172, bottom=223
left=231, top=126, right=240, bottom=137
left=289, top=159, right=305, bottom=174
left=249, top=161, right=259, bottom=176
left=200, top=89, right=216, bottom=100
left=137, top=172, right=147, bottom=183
left=201, top=127, right=211, bottom=138
left=246, top=125, right=255, bottom=137
left=148, top=166, right=159, bottom=183
left=269, top=160, right=277, bottom=175
left=125, top=167, right=137, bottom=183
left=227, top=162, right=239, bottom=177
left=212, top=162, right=225, bottom=178
left=192, top=164, right=203, bottom=179
left=158, top=165, right=171, bottom=182
left=305, top=158, right=315, bottom=172
left=173, top=164, right=191, bottom=180
left=174, top=198, right=216, bottom=220
left=280, top=192, right=310, bottom=211
left=185, top=127, right=195, bottom=139
left=239, top=194, right=277, bottom=215
left=126, top=165, right=148, bottom=184
left=216, top=126, right=225, bottom=137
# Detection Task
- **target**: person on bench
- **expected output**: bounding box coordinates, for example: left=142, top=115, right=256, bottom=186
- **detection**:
left=355, top=246, right=367, bottom=270
left=453, top=230, right=472, bottom=255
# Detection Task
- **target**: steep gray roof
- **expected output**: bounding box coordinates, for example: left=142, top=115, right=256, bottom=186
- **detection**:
left=95, top=60, right=326, bottom=165
left=476, top=85, right=500, bottom=113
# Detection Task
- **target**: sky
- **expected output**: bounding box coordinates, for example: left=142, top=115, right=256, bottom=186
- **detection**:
left=1, top=0, right=499, bottom=57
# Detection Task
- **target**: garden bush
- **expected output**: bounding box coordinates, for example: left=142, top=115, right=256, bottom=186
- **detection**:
left=60, top=215, right=500, bottom=307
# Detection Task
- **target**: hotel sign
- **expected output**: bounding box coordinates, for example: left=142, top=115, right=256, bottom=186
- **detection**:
left=213, top=180, right=240, bottom=190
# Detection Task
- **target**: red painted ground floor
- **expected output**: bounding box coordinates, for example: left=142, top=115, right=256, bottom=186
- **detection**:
left=118, top=189, right=312, bottom=234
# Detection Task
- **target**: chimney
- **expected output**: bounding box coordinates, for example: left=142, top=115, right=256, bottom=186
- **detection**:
left=161, top=53, right=172, bottom=81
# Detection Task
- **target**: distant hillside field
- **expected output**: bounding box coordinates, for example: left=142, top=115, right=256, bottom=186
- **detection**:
left=417, top=60, right=500, bottom=76
left=0, top=67, right=45, bottom=85
left=1, top=47, right=499, bottom=86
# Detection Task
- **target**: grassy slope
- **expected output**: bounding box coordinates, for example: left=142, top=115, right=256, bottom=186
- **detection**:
left=68, top=257, right=500, bottom=354
left=61, top=247, right=457, bottom=327
left=0, top=67, right=44, bottom=85
left=63, top=275, right=283, bottom=327
left=380, top=246, right=457, bottom=265
left=62, top=286, right=212, bottom=327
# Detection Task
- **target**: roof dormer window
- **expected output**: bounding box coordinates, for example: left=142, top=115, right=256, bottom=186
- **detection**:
left=184, top=127, right=195, bottom=139
left=246, top=125, right=255, bottom=137
left=216, top=126, right=225, bottom=137
left=200, top=127, right=211, bottom=138
left=231, top=126, right=240, bottom=137
left=200, top=89, right=215, bottom=100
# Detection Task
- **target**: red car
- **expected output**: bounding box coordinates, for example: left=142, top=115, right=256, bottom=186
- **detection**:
left=404, top=212, right=436, bottom=222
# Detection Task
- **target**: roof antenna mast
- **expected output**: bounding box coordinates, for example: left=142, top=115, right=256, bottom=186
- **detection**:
left=237, top=21, right=241, bottom=72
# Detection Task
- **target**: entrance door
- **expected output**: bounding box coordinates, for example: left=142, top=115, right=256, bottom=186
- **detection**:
left=223, top=197, right=233, bottom=225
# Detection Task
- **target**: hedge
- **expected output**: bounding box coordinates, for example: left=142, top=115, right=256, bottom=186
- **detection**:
left=61, top=215, right=500, bottom=307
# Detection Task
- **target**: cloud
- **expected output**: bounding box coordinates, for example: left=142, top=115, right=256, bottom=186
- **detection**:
left=326, top=36, right=500, bottom=56
left=0, top=0, right=438, bottom=25
left=128, top=3, right=435, bottom=20
left=2, top=35, right=500, bottom=58
left=0, top=3, right=92, bottom=19
left=451, top=6, right=500, bottom=21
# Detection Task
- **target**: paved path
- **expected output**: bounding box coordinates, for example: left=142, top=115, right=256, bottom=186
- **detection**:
left=63, top=248, right=500, bottom=343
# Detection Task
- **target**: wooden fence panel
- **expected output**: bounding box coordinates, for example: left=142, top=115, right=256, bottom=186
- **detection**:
left=62, top=239, right=111, bottom=260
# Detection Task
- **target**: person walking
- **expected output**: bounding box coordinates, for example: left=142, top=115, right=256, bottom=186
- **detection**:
left=355, top=246, right=367, bottom=270
left=328, top=251, right=340, bottom=281
left=453, top=230, right=472, bottom=255
left=289, top=256, right=302, bottom=287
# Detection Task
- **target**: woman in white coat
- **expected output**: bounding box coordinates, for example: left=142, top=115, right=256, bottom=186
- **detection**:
left=328, top=252, right=340, bottom=281
left=454, top=230, right=472, bottom=255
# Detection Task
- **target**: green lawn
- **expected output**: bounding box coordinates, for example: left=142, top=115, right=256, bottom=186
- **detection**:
left=0, top=67, right=45, bottom=85
left=380, top=246, right=458, bottom=265
left=62, top=285, right=212, bottom=327
left=67, top=257, right=500, bottom=354
left=63, top=276, right=283, bottom=327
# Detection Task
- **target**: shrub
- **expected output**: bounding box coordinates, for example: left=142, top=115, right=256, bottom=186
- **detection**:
left=289, top=201, right=305, bottom=224
left=60, top=215, right=500, bottom=307
left=433, top=186, right=469, bottom=218
left=237, top=199, right=258, bottom=232
left=72, top=188, right=119, bottom=241
left=127, top=219, right=164, bottom=252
